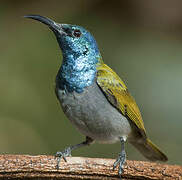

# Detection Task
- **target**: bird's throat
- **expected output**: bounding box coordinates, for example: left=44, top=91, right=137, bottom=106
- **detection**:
left=56, top=55, right=99, bottom=93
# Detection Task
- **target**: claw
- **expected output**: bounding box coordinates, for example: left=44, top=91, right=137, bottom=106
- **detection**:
left=55, top=147, right=72, bottom=169
left=113, top=158, right=120, bottom=170
left=113, top=152, right=126, bottom=178
left=62, top=156, right=67, bottom=162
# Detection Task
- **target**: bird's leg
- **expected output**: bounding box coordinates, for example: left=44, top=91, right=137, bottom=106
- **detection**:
left=113, top=137, right=126, bottom=178
left=55, top=136, right=94, bottom=169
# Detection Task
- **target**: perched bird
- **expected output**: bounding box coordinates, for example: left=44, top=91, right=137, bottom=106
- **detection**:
left=25, top=15, right=168, bottom=177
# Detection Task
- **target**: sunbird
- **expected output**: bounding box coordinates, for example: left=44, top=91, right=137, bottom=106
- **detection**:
left=25, top=15, right=168, bottom=177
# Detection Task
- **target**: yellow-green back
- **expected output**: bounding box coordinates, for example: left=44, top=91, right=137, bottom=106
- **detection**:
left=96, top=62, right=146, bottom=136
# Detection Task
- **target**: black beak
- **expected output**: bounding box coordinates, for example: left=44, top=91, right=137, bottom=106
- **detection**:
left=24, top=15, right=62, bottom=34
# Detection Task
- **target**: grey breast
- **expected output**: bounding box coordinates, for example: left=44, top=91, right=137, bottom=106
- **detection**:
left=56, top=81, right=132, bottom=143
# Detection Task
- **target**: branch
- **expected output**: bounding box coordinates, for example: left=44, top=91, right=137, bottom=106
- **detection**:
left=0, top=155, right=181, bottom=179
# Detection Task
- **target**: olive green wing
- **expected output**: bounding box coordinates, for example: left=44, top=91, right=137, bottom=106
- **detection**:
left=96, top=64, right=146, bottom=135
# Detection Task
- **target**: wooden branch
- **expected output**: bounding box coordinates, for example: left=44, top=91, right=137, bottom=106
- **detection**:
left=0, top=155, right=181, bottom=179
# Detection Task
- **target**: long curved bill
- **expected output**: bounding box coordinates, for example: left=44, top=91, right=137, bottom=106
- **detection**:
left=24, top=14, right=64, bottom=34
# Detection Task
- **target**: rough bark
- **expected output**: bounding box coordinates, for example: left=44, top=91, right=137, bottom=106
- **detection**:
left=0, top=155, right=181, bottom=179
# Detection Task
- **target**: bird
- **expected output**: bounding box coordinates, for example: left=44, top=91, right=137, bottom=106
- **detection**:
left=24, top=15, right=168, bottom=178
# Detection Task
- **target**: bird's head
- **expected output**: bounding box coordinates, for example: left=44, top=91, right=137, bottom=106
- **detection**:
left=24, top=15, right=101, bottom=62
left=25, top=15, right=103, bottom=92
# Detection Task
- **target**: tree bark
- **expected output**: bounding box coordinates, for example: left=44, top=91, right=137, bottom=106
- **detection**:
left=0, top=155, right=181, bottom=179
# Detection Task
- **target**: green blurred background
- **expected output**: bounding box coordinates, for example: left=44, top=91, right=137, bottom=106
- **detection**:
left=1, top=0, right=182, bottom=165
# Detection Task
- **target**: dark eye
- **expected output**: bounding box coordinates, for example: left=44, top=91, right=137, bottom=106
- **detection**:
left=73, top=29, right=82, bottom=37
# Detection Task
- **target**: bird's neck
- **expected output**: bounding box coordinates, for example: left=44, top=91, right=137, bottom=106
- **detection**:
left=56, top=53, right=102, bottom=93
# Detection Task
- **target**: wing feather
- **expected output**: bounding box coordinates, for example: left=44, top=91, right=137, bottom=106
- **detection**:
left=96, top=64, right=146, bottom=135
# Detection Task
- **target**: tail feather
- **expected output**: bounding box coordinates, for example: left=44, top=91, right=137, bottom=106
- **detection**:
left=130, top=138, right=168, bottom=162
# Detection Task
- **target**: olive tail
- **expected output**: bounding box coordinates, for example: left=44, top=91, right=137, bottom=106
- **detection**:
left=130, top=138, right=168, bottom=162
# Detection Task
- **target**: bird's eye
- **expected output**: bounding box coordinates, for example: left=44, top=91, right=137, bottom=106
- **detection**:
left=73, top=29, right=82, bottom=38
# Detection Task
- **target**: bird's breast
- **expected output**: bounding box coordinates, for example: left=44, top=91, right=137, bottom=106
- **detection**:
left=56, top=58, right=97, bottom=93
left=56, top=81, right=132, bottom=143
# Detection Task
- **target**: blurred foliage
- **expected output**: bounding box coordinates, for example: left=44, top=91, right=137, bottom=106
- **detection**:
left=0, top=0, right=182, bottom=165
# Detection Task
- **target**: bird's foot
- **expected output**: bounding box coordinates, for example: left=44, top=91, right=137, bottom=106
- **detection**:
left=113, top=152, right=126, bottom=178
left=55, top=147, right=72, bottom=169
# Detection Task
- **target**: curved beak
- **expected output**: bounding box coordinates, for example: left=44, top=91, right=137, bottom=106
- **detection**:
left=24, top=15, right=64, bottom=34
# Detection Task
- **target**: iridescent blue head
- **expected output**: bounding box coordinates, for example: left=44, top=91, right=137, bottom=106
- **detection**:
left=24, top=15, right=102, bottom=93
